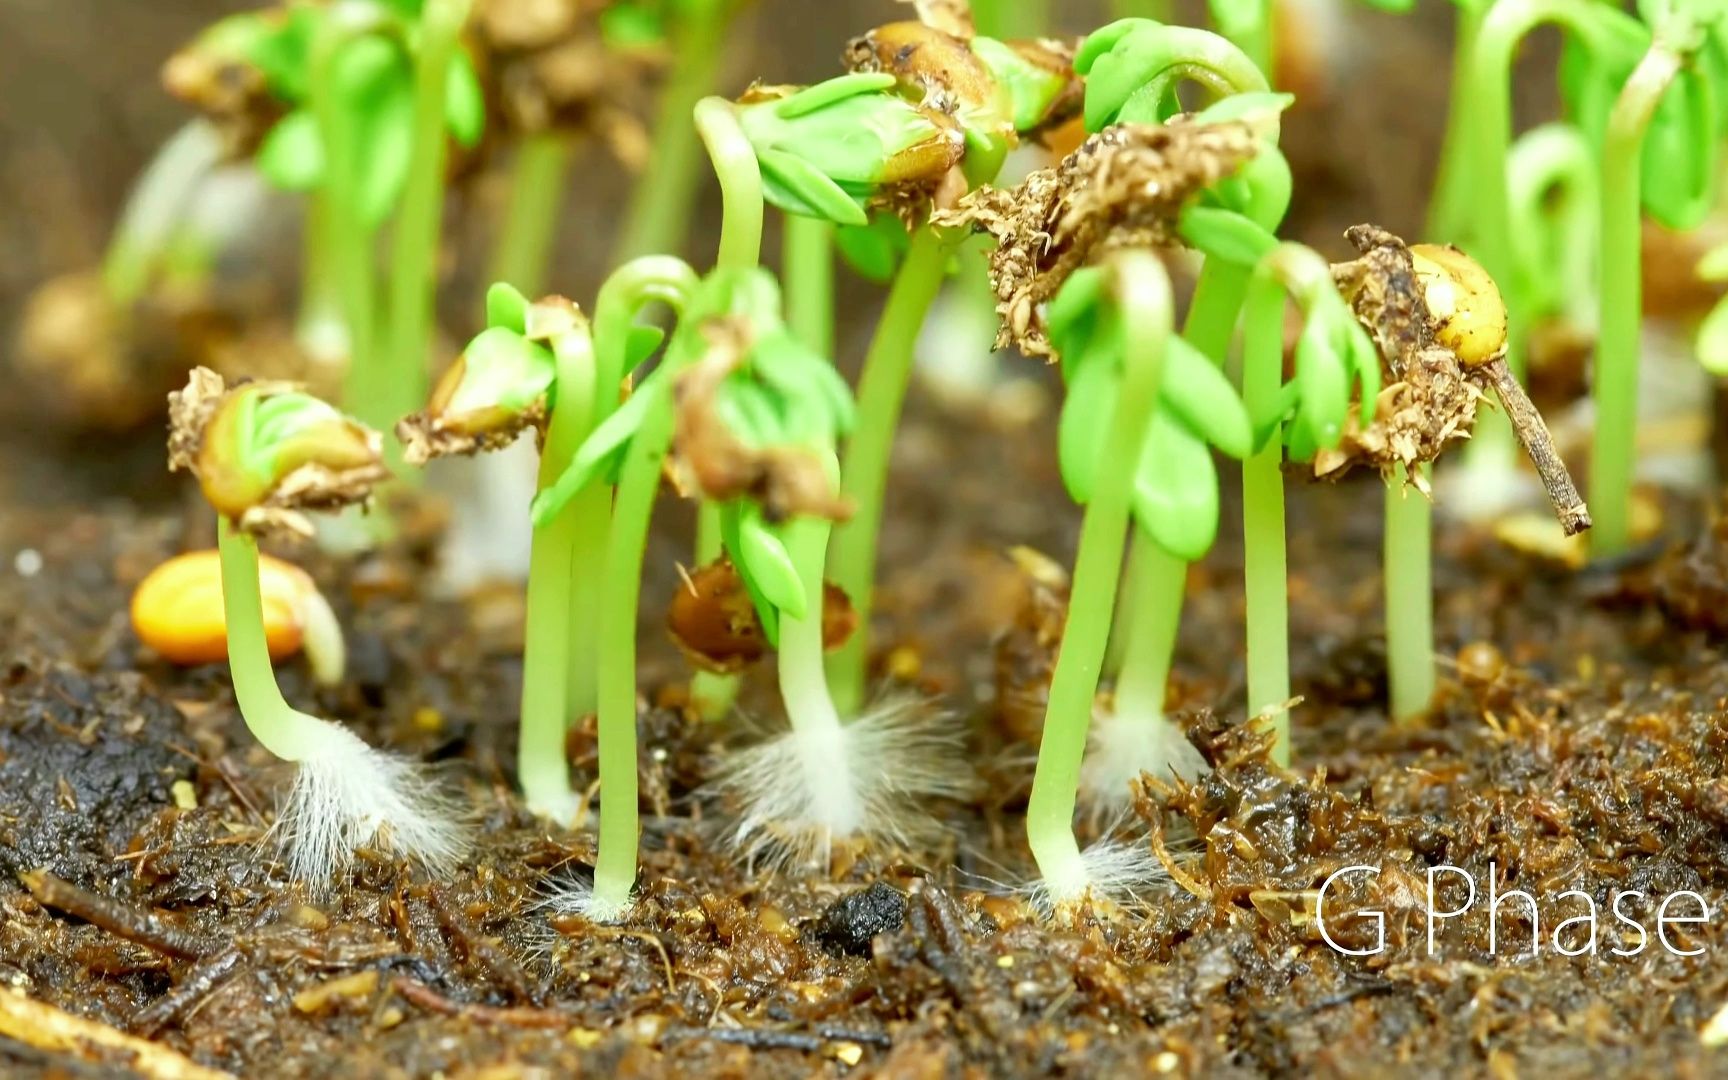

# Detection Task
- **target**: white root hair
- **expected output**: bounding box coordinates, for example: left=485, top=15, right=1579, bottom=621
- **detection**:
left=1079, top=704, right=1208, bottom=817
left=706, top=697, right=976, bottom=870
left=535, top=875, right=634, bottom=926
left=1025, top=836, right=1172, bottom=919
left=266, top=723, right=472, bottom=889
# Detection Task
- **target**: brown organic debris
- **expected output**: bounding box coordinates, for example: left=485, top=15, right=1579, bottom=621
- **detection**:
left=1322, top=226, right=1589, bottom=534
left=473, top=0, right=658, bottom=165
left=669, top=558, right=857, bottom=674
left=934, top=119, right=1261, bottom=358
left=669, top=320, right=853, bottom=523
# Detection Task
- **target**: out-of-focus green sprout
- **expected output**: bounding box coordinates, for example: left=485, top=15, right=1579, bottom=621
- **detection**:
left=1590, top=0, right=1728, bottom=554
left=1697, top=242, right=1728, bottom=375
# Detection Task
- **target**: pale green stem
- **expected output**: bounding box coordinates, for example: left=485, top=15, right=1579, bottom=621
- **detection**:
left=590, top=328, right=704, bottom=915
left=778, top=455, right=844, bottom=740
left=613, top=2, right=733, bottom=261
left=298, top=192, right=347, bottom=359
left=103, top=120, right=223, bottom=308
left=1591, top=43, right=1681, bottom=556
left=784, top=214, right=835, bottom=356
left=520, top=327, right=600, bottom=819
left=1111, top=535, right=1185, bottom=724
left=489, top=132, right=577, bottom=297
left=1427, top=2, right=1487, bottom=245
left=1106, top=257, right=1246, bottom=679
left=217, top=519, right=331, bottom=763
left=1027, top=251, right=1171, bottom=904
left=1385, top=469, right=1435, bottom=722
left=973, top=0, right=1050, bottom=37
left=316, top=20, right=381, bottom=430
left=825, top=228, right=959, bottom=716
left=1114, top=0, right=1174, bottom=21
left=383, top=0, right=471, bottom=468
left=687, top=95, right=764, bottom=719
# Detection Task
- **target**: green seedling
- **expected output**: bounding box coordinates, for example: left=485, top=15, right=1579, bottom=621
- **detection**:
left=167, top=367, right=468, bottom=887
left=1026, top=250, right=1176, bottom=911
left=1239, top=244, right=1380, bottom=762
left=402, top=267, right=691, bottom=835
left=100, top=121, right=228, bottom=311
left=710, top=16, right=1081, bottom=716
left=1048, top=267, right=1253, bottom=815
left=528, top=263, right=773, bottom=920
left=169, top=0, right=484, bottom=452
left=1589, top=1, right=1727, bottom=554
left=1506, top=124, right=1599, bottom=335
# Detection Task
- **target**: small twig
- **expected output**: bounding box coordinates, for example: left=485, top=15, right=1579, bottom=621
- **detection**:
left=1478, top=360, right=1592, bottom=535
left=20, top=869, right=214, bottom=961
left=428, top=887, right=540, bottom=1005
left=663, top=1024, right=882, bottom=1053
left=389, top=976, right=574, bottom=1029
left=587, top=927, right=676, bottom=994
left=129, top=948, right=243, bottom=1036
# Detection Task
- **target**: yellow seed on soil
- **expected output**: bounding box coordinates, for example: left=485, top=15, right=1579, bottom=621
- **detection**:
left=830, top=1042, right=864, bottom=1067
left=1409, top=244, right=1508, bottom=367
left=291, top=970, right=379, bottom=1015
left=131, top=550, right=346, bottom=685
left=411, top=706, right=444, bottom=734
left=171, top=780, right=198, bottom=811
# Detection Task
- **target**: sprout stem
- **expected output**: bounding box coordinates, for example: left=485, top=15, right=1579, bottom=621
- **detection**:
left=974, top=0, right=1051, bottom=37
left=298, top=193, right=348, bottom=362
left=1111, top=535, right=1185, bottom=725
left=216, top=519, right=330, bottom=763
left=826, top=227, right=960, bottom=716
left=613, top=2, right=733, bottom=262
left=1426, top=2, right=1486, bottom=244
left=1027, top=251, right=1171, bottom=905
left=382, top=0, right=472, bottom=469
left=1114, top=0, right=1174, bottom=23
left=1384, top=467, right=1435, bottom=722
left=784, top=215, right=835, bottom=356
left=102, top=120, right=223, bottom=308
left=1590, top=42, right=1682, bottom=556
left=488, top=133, right=577, bottom=297
left=687, top=96, right=765, bottom=719
left=520, top=327, right=601, bottom=822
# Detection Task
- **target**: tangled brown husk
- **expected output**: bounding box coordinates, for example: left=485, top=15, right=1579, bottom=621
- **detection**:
left=932, top=118, right=1261, bottom=358
left=1316, top=226, right=1488, bottom=494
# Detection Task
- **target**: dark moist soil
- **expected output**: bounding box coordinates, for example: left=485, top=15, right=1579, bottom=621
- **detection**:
left=3, top=386, right=1728, bottom=1079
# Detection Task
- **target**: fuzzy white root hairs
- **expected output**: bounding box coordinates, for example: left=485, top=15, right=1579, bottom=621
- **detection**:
left=708, top=698, right=975, bottom=869
left=1079, top=706, right=1208, bottom=815
left=1026, top=837, right=1171, bottom=918
left=536, top=877, right=633, bottom=926
left=267, top=723, right=472, bottom=888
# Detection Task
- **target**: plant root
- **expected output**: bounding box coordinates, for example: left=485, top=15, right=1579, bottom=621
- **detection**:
left=267, top=723, right=471, bottom=889
left=1079, top=704, right=1208, bottom=817
left=706, top=697, right=975, bottom=870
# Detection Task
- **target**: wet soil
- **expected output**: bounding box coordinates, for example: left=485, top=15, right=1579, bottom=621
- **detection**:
left=2, top=384, right=1728, bottom=1079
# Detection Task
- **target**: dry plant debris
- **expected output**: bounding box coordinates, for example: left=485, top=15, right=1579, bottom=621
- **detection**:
left=933, top=119, right=1261, bottom=358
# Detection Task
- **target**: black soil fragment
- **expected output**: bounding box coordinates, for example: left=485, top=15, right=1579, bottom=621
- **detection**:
left=811, top=881, right=907, bottom=958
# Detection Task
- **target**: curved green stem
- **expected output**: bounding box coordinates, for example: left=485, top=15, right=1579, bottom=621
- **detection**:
left=695, top=97, right=764, bottom=271
left=217, top=519, right=331, bottom=763
left=489, top=132, right=577, bottom=297
left=593, top=257, right=704, bottom=406
left=103, top=120, right=223, bottom=308
left=973, top=0, right=1051, bottom=37
left=825, top=227, right=959, bottom=716
left=1385, top=469, right=1434, bottom=721
left=613, top=2, right=734, bottom=261
left=1591, top=42, right=1683, bottom=556
left=1027, top=250, right=1171, bottom=905
left=520, top=325, right=601, bottom=820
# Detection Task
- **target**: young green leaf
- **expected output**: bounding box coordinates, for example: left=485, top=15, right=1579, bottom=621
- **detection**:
left=1159, top=336, right=1253, bottom=458
left=1132, top=412, right=1222, bottom=562
left=737, top=507, right=807, bottom=620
